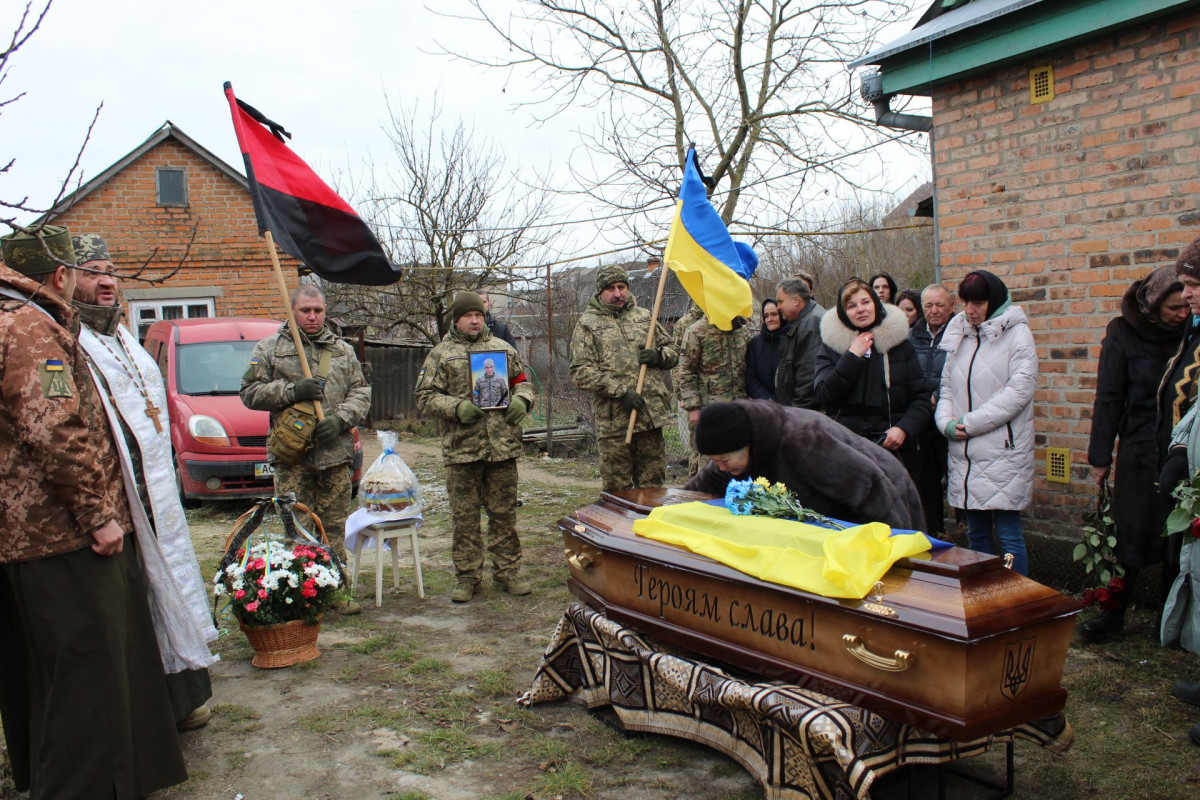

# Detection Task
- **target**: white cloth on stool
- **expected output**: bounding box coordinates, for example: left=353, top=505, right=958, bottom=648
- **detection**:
left=345, top=507, right=424, bottom=553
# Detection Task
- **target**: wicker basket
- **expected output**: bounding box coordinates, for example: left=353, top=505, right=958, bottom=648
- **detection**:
left=223, top=498, right=337, bottom=669
left=240, top=617, right=322, bottom=668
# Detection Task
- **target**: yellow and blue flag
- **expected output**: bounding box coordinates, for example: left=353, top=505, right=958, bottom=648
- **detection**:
left=663, top=146, right=756, bottom=331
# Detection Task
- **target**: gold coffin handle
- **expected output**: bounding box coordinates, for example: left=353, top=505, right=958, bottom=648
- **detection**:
left=842, top=634, right=913, bottom=672
left=563, top=548, right=594, bottom=570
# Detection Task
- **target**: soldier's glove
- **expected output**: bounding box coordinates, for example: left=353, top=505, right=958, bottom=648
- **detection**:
left=1160, top=448, right=1190, bottom=500
left=314, top=415, right=343, bottom=442
left=456, top=399, right=484, bottom=424
left=504, top=397, right=528, bottom=425
left=638, top=347, right=662, bottom=368
left=293, top=378, right=324, bottom=402
left=620, top=388, right=647, bottom=413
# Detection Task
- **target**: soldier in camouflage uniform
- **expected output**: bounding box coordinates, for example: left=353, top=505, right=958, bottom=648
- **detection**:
left=674, top=314, right=753, bottom=476
left=415, top=292, right=537, bottom=603
left=473, top=358, right=509, bottom=408
left=674, top=301, right=704, bottom=349
left=0, top=227, right=186, bottom=797
left=570, top=265, right=678, bottom=491
left=240, top=284, right=372, bottom=612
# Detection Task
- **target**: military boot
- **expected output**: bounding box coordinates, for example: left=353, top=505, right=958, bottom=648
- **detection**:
left=496, top=574, right=532, bottom=596
left=452, top=576, right=480, bottom=603
left=1078, top=607, right=1125, bottom=643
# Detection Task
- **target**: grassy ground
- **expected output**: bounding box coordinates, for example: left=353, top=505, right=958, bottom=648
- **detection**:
left=3, top=427, right=1199, bottom=799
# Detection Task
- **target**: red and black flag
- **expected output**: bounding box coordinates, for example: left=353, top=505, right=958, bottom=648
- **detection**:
left=224, top=82, right=399, bottom=286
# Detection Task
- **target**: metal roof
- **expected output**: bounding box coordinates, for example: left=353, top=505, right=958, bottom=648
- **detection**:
left=849, top=0, right=1046, bottom=69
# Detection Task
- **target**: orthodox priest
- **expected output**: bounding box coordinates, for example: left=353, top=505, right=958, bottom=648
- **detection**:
left=71, top=233, right=218, bottom=730
left=0, top=226, right=187, bottom=797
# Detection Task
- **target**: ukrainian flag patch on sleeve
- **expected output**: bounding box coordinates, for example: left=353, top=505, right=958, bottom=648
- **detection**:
left=38, top=360, right=73, bottom=398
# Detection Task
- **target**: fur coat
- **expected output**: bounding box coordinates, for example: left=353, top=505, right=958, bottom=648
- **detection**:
left=685, top=400, right=926, bottom=530
left=813, top=303, right=931, bottom=445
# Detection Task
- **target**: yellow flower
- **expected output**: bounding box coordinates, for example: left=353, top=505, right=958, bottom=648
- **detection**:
left=754, top=477, right=771, bottom=489
left=769, top=481, right=788, bottom=496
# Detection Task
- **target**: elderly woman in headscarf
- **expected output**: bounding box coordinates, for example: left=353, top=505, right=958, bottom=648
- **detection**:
left=1081, top=266, right=1187, bottom=642
left=813, top=278, right=931, bottom=487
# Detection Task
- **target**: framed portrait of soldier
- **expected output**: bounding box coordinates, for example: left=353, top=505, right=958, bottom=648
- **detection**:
left=470, top=351, right=510, bottom=409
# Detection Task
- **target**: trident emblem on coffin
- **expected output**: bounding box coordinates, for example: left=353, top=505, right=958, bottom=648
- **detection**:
left=1001, top=636, right=1036, bottom=700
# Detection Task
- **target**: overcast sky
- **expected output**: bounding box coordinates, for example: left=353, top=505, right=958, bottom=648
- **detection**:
left=1, top=0, right=930, bottom=260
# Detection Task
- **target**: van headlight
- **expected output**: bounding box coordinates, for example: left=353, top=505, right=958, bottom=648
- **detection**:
left=188, top=415, right=230, bottom=447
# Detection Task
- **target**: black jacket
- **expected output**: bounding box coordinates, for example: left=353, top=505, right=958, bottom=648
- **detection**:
left=1091, top=283, right=1183, bottom=567
left=745, top=323, right=783, bottom=401
left=775, top=300, right=823, bottom=408
left=813, top=304, right=931, bottom=444
left=909, top=318, right=948, bottom=397
left=485, top=313, right=517, bottom=348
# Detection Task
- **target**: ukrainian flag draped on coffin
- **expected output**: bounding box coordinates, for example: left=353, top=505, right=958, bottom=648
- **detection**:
left=663, top=146, right=756, bottom=331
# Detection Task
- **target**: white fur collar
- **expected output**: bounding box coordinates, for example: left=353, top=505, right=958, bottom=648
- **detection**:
left=819, top=303, right=910, bottom=355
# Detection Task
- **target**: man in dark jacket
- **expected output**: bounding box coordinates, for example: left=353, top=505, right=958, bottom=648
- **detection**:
left=745, top=298, right=783, bottom=400
left=774, top=277, right=823, bottom=408
left=908, top=284, right=955, bottom=534
left=684, top=401, right=926, bottom=530
left=478, top=290, right=517, bottom=348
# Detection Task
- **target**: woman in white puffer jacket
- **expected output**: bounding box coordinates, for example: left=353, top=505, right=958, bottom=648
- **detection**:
left=935, top=270, right=1038, bottom=575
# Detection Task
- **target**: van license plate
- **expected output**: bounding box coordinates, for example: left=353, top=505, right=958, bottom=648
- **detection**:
left=254, top=462, right=274, bottom=478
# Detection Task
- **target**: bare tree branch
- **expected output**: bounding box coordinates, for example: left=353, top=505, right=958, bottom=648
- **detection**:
left=433, top=0, right=922, bottom=233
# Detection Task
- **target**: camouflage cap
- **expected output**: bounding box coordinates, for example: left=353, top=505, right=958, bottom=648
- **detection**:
left=71, top=233, right=112, bottom=265
left=596, top=265, right=628, bottom=292
left=1, top=225, right=76, bottom=275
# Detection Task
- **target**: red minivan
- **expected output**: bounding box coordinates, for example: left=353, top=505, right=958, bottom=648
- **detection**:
left=142, top=317, right=363, bottom=502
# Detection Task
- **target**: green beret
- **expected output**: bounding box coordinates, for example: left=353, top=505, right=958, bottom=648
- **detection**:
left=451, top=291, right=485, bottom=322
left=1, top=225, right=76, bottom=275
left=596, top=265, right=628, bottom=293
left=71, top=233, right=112, bottom=265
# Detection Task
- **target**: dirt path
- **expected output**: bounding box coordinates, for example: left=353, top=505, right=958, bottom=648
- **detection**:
left=386, top=435, right=602, bottom=490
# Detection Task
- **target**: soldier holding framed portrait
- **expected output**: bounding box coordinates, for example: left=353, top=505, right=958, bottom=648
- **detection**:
left=415, top=292, right=537, bottom=602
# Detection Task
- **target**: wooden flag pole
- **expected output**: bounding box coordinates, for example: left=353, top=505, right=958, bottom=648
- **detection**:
left=265, top=230, right=324, bottom=421
left=625, top=260, right=673, bottom=444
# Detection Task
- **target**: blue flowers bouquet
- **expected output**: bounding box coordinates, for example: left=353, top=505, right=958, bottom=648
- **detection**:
left=724, top=477, right=845, bottom=528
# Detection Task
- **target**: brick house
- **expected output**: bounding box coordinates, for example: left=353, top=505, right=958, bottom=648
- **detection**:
left=44, top=121, right=301, bottom=338
left=852, top=0, right=1200, bottom=538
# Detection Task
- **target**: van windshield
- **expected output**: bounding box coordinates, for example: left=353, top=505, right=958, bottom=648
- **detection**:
left=177, top=341, right=260, bottom=395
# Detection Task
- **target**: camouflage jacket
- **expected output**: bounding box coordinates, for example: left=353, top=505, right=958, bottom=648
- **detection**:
left=569, top=294, right=678, bottom=439
left=674, top=317, right=753, bottom=412
left=674, top=303, right=704, bottom=350
left=240, top=323, right=372, bottom=470
left=414, top=328, right=536, bottom=465
left=0, top=265, right=132, bottom=562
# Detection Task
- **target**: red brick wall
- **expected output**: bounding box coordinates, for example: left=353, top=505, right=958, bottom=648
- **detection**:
left=52, top=137, right=300, bottom=319
left=932, top=10, right=1200, bottom=536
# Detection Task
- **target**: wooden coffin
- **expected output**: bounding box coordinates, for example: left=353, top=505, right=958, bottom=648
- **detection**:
left=559, top=488, right=1081, bottom=740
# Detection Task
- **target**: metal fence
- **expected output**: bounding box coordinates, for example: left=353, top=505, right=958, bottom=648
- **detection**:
left=361, top=340, right=430, bottom=422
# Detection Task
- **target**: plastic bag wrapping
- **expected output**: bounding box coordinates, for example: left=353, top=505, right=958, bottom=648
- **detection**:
left=360, top=430, right=421, bottom=520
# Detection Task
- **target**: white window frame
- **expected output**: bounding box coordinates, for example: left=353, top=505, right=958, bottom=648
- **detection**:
left=155, top=167, right=188, bottom=207
left=130, top=297, right=215, bottom=340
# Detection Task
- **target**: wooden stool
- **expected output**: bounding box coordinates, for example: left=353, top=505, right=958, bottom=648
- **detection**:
left=349, top=519, right=424, bottom=606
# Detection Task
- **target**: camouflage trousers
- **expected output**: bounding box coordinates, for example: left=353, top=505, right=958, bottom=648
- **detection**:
left=597, top=428, right=666, bottom=492
left=445, top=458, right=522, bottom=582
left=686, top=425, right=710, bottom=479
left=274, top=462, right=352, bottom=563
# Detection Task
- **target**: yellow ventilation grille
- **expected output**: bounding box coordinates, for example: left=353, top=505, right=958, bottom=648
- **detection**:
left=1030, top=66, right=1054, bottom=104
left=1046, top=448, right=1070, bottom=484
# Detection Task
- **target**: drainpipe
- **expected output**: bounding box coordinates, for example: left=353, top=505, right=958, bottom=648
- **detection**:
left=860, top=72, right=931, bottom=132
left=859, top=70, right=938, bottom=279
